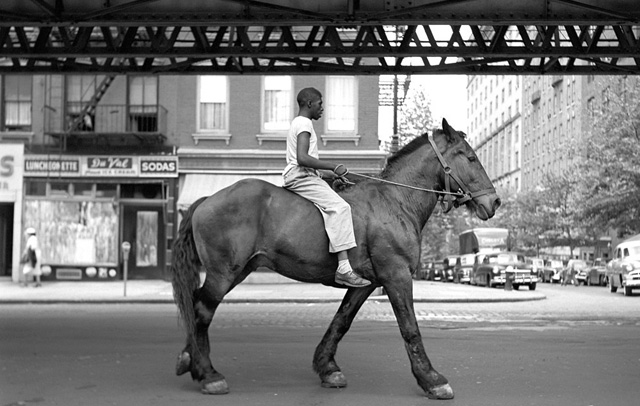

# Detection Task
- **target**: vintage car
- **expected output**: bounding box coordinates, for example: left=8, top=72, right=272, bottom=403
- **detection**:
left=454, top=253, right=474, bottom=284
left=442, top=255, right=459, bottom=283
left=548, top=259, right=566, bottom=283
left=416, top=260, right=446, bottom=281
left=606, top=234, right=640, bottom=296
left=576, top=258, right=607, bottom=286
left=526, top=257, right=545, bottom=280
left=564, top=259, right=589, bottom=285
left=471, top=251, right=538, bottom=290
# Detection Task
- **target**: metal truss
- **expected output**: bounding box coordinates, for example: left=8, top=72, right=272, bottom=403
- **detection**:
left=1, top=0, right=640, bottom=75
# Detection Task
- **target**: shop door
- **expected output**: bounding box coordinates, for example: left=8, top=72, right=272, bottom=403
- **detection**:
left=122, top=205, right=165, bottom=279
left=0, top=203, right=14, bottom=276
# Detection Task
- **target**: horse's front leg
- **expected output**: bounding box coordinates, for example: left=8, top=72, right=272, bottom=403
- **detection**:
left=313, top=285, right=377, bottom=388
left=384, top=274, right=454, bottom=400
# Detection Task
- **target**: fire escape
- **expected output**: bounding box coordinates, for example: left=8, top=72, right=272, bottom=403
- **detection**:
left=42, top=34, right=169, bottom=153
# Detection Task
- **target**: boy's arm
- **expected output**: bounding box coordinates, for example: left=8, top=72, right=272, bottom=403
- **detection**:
left=296, top=132, right=348, bottom=176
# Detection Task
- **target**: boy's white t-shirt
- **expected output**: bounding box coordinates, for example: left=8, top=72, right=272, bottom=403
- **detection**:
left=284, top=116, right=319, bottom=175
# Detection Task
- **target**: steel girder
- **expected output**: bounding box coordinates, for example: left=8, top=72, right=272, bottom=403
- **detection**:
left=0, top=0, right=639, bottom=75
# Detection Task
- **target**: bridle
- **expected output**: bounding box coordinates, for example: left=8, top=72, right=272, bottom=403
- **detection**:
left=350, top=133, right=495, bottom=213
left=426, top=134, right=496, bottom=213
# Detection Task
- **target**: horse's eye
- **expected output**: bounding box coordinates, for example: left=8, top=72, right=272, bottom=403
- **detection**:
left=468, top=155, right=476, bottom=162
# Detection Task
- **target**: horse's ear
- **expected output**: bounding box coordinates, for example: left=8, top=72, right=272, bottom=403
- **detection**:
left=442, top=118, right=456, bottom=142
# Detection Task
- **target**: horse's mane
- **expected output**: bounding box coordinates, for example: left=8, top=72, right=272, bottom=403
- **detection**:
left=380, top=128, right=467, bottom=178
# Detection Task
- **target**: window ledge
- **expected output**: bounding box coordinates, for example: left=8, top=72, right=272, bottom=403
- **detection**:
left=192, top=133, right=231, bottom=145
left=320, top=134, right=360, bottom=146
left=0, top=131, right=34, bottom=143
left=256, top=133, right=287, bottom=146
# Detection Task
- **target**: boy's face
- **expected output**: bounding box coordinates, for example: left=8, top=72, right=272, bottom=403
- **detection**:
left=308, top=97, right=323, bottom=120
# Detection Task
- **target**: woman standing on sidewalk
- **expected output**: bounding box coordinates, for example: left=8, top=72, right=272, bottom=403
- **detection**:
left=21, top=227, right=42, bottom=287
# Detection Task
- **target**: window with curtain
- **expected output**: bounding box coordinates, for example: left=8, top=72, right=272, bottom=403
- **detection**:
left=129, top=76, right=158, bottom=132
left=4, top=75, right=32, bottom=131
left=129, top=76, right=158, bottom=114
left=326, top=76, right=357, bottom=132
left=263, top=76, right=292, bottom=131
left=199, top=76, right=228, bottom=131
left=67, top=75, right=103, bottom=112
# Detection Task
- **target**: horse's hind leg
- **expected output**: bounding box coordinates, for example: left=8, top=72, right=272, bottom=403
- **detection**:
left=384, top=277, right=454, bottom=399
left=176, top=281, right=231, bottom=395
left=313, top=285, right=376, bottom=388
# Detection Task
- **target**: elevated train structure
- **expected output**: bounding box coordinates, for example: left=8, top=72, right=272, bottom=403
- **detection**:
left=1, top=0, right=640, bottom=75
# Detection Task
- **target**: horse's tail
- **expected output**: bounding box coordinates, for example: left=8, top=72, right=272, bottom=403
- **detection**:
left=171, top=196, right=208, bottom=347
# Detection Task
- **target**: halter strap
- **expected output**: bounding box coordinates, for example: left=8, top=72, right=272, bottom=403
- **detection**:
left=350, top=133, right=495, bottom=213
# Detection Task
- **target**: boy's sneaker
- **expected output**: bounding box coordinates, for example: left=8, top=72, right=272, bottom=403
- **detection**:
left=335, top=269, right=371, bottom=287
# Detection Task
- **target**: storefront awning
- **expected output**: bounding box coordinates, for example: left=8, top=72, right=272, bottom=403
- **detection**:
left=177, top=173, right=283, bottom=210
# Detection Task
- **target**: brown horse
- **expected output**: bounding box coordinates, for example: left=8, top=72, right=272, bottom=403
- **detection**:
left=171, top=118, right=500, bottom=400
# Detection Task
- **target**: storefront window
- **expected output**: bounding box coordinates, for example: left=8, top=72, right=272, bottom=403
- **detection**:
left=24, top=200, right=118, bottom=265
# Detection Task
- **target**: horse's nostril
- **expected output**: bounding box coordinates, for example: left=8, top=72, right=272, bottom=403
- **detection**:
left=493, top=198, right=502, bottom=211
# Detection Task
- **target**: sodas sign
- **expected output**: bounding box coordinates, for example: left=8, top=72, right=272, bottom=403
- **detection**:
left=140, top=158, right=178, bottom=177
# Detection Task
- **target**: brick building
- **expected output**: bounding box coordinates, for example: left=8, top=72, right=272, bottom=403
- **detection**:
left=0, top=74, right=385, bottom=282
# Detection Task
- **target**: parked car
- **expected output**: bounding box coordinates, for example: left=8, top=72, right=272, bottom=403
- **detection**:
left=576, top=258, right=607, bottom=286
left=526, top=257, right=545, bottom=280
left=606, top=234, right=640, bottom=296
left=443, top=255, right=458, bottom=283
left=546, top=259, right=565, bottom=283
left=471, top=251, right=537, bottom=290
left=564, top=259, right=589, bottom=285
left=416, top=260, right=446, bottom=281
left=454, top=253, right=474, bottom=284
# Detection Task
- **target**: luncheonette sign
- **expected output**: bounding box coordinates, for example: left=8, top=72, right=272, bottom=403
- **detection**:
left=24, top=155, right=178, bottom=178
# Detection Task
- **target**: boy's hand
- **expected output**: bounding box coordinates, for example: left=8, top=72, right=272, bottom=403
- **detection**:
left=333, top=164, right=349, bottom=177
left=333, top=175, right=355, bottom=191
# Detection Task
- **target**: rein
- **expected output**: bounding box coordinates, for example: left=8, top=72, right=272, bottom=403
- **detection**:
left=350, top=134, right=495, bottom=213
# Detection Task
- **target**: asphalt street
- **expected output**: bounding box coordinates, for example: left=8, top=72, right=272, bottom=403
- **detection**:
left=1, top=283, right=638, bottom=406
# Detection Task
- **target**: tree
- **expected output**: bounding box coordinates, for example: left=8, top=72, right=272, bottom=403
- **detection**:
left=577, top=76, right=640, bottom=236
left=397, top=83, right=435, bottom=143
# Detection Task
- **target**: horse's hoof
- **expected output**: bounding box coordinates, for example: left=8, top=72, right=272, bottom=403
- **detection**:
left=175, top=352, right=191, bottom=376
left=426, top=383, right=454, bottom=399
left=321, top=371, right=347, bottom=388
left=201, top=379, right=229, bottom=395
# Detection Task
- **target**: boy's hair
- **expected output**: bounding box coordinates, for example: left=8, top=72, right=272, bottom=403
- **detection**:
left=297, top=87, right=322, bottom=107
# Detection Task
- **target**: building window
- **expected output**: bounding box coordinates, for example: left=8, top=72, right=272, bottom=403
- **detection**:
left=66, top=75, right=104, bottom=131
left=129, top=76, right=158, bottom=132
left=3, top=75, right=32, bottom=131
left=198, top=76, right=228, bottom=132
left=262, top=76, right=292, bottom=132
left=326, top=76, right=357, bottom=132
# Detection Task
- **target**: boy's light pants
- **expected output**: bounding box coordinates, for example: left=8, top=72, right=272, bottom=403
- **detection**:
left=283, top=167, right=357, bottom=253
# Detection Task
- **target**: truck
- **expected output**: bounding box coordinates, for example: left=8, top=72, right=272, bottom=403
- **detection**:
left=459, top=228, right=538, bottom=290
left=459, top=228, right=510, bottom=255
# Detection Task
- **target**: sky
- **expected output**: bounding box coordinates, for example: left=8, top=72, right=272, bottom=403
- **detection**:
left=378, top=74, right=468, bottom=143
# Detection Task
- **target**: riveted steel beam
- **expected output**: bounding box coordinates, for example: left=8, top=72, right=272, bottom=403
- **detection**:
left=1, top=1, right=639, bottom=74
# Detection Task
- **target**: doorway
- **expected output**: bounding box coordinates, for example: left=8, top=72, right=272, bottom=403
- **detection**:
left=0, top=203, right=14, bottom=276
left=122, top=205, right=165, bottom=279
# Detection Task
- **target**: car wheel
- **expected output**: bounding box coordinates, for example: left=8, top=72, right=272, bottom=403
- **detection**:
left=486, top=276, right=491, bottom=287
left=512, top=284, right=520, bottom=290
left=529, top=283, right=537, bottom=291
left=624, top=285, right=633, bottom=296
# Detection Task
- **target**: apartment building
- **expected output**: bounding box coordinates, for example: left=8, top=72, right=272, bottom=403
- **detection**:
left=466, top=75, right=523, bottom=194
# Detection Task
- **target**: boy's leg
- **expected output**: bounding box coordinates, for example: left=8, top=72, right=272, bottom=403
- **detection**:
left=284, top=174, right=370, bottom=287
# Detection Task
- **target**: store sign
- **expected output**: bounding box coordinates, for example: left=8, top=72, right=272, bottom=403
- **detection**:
left=24, top=155, right=178, bottom=178
left=24, top=158, right=80, bottom=175
left=85, top=156, right=137, bottom=176
left=1, top=144, right=24, bottom=194
left=140, top=157, right=178, bottom=177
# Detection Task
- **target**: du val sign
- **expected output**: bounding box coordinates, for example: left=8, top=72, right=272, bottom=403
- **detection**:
left=83, top=156, right=178, bottom=177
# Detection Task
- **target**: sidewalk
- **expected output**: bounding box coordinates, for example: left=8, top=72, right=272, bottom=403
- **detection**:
left=0, top=277, right=545, bottom=304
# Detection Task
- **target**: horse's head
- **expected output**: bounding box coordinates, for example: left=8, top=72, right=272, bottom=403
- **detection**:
left=433, top=118, right=501, bottom=220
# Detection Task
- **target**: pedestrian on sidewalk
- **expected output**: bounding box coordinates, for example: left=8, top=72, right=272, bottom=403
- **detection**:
left=20, top=227, right=42, bottom=287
